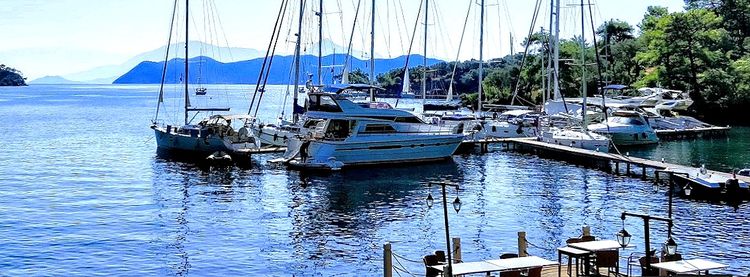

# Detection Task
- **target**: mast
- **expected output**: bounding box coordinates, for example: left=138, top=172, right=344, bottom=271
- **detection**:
left=553, top=0, right=561, bottom=100
left=580, top=0, right=588, bottom=130
left=422, top=0, right=428, bottom=107
left=318, top=0, right=323, bottom=85
left=184, top=0, right=190, bottom=125
left=369, top=0, right=376, bottom=102
left=293, top=0, right=304, bottom=124
left=478, top=0, right=484, bottom=112
left=546, top=0, right=554, bottom=103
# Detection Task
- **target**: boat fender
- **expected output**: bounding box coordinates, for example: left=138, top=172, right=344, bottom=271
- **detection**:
left=454, top=122, right=464, bottom=134
left=516, top=124, right=523, bottom=134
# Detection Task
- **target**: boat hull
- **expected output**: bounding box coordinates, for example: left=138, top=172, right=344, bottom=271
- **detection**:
left=287, top=135, right=463, bottom=170
left=538, top=129, right=611, bottom=152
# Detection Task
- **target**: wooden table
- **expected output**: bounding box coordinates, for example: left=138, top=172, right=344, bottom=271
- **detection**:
left=651, top=258, right=728, bottom=275
left=567, top=240, right=622, bottom=276
left=430, top=256, right=558, bottom=276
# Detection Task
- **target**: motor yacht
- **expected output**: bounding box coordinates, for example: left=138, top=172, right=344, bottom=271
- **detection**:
left=588, top=110, right=659, bottom=146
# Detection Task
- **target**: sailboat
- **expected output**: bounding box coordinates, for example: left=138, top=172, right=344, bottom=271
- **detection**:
left=537, top=0, right=610, bottom=152
left=150, top=0, right=261, bottom=160
left=400, top=67, right=416, bottom=98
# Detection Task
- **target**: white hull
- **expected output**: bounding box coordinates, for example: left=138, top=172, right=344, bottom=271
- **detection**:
left=590, top=129, right=659, bottom=146
left=255, top=125, right=297, bottom=147
left=287, top=135, right=463, bottom=169
left=479, top=121, right=537, bottom=139
left=538, top=128, right=610, bottom=152
left=154, top=127, right=232, bottom=154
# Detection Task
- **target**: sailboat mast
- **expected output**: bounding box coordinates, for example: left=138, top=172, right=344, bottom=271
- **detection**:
left=369, top=0, right=376, bottom=102
left=478, top=0, right=484, bottom=112
left=553, top=0, right=561, bottom=100
left=318, top=0, right=323, bottom=85
left=293, top=0, right=304, bottom=124
left=184, top=0, right=190, bottom=125
left=580, top=0, right=588, bottom=130
left=422, top=0, right=428, bottom=107
left=545, top=0, right=553, bottom=103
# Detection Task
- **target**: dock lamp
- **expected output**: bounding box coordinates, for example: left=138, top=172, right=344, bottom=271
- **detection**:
left=426, top=181, right=462, bottom=277
left=683, top=185, right=693, bottom=196
left=665, top=237, right=678, bottom=256
left=616, top=218, right=632, bottom=248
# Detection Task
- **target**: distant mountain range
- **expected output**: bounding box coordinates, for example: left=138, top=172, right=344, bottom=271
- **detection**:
left=55, top=39, right=371, bottom=84
left=114, top=54, right=444, bottom=84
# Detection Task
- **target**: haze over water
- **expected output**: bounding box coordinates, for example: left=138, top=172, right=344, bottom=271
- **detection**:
left=0, top=85, right=748, bottom=276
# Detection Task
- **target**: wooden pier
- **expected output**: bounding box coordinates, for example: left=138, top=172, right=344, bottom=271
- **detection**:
left=461, top=137, right=750, bottom=184
left=655, top=126, right=730, bottom=140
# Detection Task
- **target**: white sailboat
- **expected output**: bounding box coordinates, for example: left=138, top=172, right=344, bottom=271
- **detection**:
left=150, top=0, right=261, bottom=160
left=538, top=0, right=610, bottom=152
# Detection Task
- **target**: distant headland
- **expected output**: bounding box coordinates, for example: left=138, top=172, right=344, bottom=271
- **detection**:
left=0, top=64, right=27, bottom=86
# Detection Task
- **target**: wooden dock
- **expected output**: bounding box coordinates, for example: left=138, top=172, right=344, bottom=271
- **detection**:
left=655, top=126, right=730, bottom=140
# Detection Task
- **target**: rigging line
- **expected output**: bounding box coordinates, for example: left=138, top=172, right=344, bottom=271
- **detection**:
left=509, top=0, right=543, bottom=106
left=248, top=0, right=288, bottom=115
left=447, top=0, right=473, bottom=93
left=209, top=0, right=235, bottom=62
left=155, top=0, right=180, bottom=123
left=402, top=0, right=424, bottom=70
left=254, top=0, right=294, bottom=118
left=394, top=0, right=406, bottom=51
left=587, top=0, right=609, bottom=133
left=342, top=0, right=362, bottom=79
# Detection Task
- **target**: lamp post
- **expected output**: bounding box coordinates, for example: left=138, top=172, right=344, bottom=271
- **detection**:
left=617, top=211, right=675, bottom=271
left=426, top=181, right=462, bottom=277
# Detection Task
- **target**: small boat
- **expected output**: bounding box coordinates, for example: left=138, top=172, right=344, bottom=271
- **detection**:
left=588, top=110, right=659, bottom=146
left=538, top=127, right=611, bottom=152
left=195, top=87, right=207, bottom=95
left=739, top=169, right=750, bottom=177
left=479, top=110, right=539, bottom=139
left=671, top=165, right=750, bottom=201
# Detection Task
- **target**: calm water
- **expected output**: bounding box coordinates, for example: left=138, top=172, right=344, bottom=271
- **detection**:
left=0, top=84, right=748, bottom=276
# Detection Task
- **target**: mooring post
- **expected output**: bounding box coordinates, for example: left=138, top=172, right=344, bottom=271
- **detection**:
left=582, top=225, right=591, bottom=237
left=383, top=242, right=392, bottom=277
left=452, top=237, right=462, bottom=263
left=642, top=166, right=647, bottom=179
left=615, top=162, right=620, bottom=175
left=518, top=231, right=528, bottom=257
left=627, top=163, right=631, bottom=175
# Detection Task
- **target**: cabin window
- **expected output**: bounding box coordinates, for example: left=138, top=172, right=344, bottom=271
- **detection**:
left=394, top=116, right=423, bottom=123
left=303, top=119, right=321, bottom=128
left=307, top=95, right=342, bottom=112
left=324, top=119, right=354, bottom=139
left=362, top=124, right=397, bottom=133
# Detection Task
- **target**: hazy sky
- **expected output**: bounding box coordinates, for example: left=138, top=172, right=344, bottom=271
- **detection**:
left=0, top=0, right=685, bottom=79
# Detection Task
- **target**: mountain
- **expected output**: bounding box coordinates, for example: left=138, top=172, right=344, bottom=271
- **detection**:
left=62, top=41, right=264, bottom=83
left=29, top=75, right=81, bottom=84
left=113, top=54, right=444, bottom=84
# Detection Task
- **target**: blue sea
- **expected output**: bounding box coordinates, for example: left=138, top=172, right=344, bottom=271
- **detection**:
left=0, top=84, right=748, bottom=276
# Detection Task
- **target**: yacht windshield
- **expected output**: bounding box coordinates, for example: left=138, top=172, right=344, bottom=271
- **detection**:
left=610, top=117, right=645, bottom=125
left=308, top=95, right=342, bottom=112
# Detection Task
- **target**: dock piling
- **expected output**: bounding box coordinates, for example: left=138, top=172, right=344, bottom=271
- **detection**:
left=518, top=231, right=527, bottom=257
left=582, top=226, right=591, bottom=237
left=383, top=242, right=392, bottom=277
left=452, top=237, right=461, bottom=263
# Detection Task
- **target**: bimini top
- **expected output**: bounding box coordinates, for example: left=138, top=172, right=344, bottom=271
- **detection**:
left=321, top=83, right=383, bottom=94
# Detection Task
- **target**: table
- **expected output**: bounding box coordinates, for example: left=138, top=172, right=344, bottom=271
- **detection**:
left=557, top=246, right=591, bottom=277
left=567, top=240, right=622, bottom=276
left=430, top=256, right=558, bottom=276
left=651, top=258, right=728, bottom=275
left=567, top=240, right=622, bottom=252
left=430, top=261, right=504, bottom=276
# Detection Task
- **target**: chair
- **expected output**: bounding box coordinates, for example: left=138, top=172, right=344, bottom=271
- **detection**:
left=423, top=254, right=441, bottom=277
left=580, top=235, right=596, bottom=242
left=434, top=250, right=446, bottom=264
left=594, top=250, right=619, bottom=277
left=500, top=253, right=519, bottom=259
left=638, top=255, right=660, bottom=276
left=525, top=267, right=542, bottom=277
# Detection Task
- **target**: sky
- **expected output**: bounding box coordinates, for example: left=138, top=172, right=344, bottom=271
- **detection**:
left=0, top=0, right=686, bottom=80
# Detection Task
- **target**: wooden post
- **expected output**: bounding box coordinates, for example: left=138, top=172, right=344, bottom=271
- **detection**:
left=452, top=237, right=462, bottom=263
left=582, top=225, right=591, bottom=237
left=626, top=163, right=631, bottom=175
left=642, top=166, right=647, bottom=179
left=518, top=231, right=528, bottom=257
left=615, top=162, right=619, bottom=175
left=383, top=242, right=392, bottom=277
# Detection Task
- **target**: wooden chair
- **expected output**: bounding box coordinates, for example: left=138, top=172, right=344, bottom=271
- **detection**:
left=500, top=253, right=519, bottom=259
left=525, top=267, right=542, bottom=277
left=564, top=238, right=584, bottom=276
left=423, top=254, right=441, bottom=277
left=594, top=250, right=619, bottom=277
left=580, top=235, right=596, bottom=242
left=434, top=250, right=446, bottom=264
left=638, top=255, right=660, bottom=276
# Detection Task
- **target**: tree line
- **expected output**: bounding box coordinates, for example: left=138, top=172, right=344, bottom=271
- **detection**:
left=0, top=64, right=27, bottom=86
left=370, top=1, right=750, bottom=125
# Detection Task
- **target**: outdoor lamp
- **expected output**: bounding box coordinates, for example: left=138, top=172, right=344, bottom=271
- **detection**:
left=452, top=197, right=462, bottom=213
left=665, top=237, right=678, bottom=255
left=683, top=185, right=693, bottom=196
left=616, top=228, right=631, bottom=248
left=426, top=193, right=434, bottom=208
